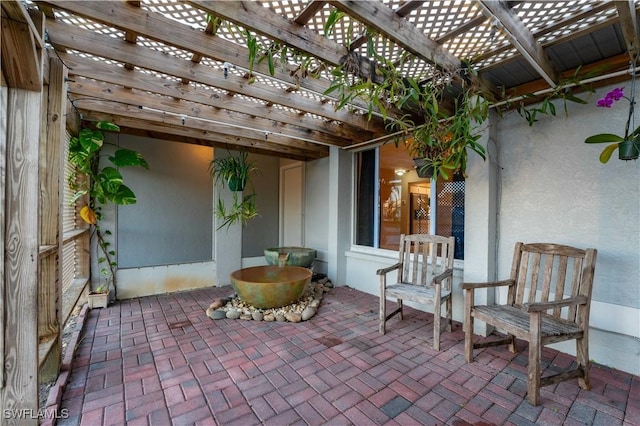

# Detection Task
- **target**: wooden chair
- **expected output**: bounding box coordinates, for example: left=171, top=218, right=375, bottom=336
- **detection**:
left=462, top=242, right=597, bottom=405
left=378, top=234, right=456, bottom=350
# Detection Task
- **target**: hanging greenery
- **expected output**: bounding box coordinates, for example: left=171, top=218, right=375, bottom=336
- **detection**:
left=209, top=150, right=260, bottom=229
left=68, top=121, right=149, bottom=296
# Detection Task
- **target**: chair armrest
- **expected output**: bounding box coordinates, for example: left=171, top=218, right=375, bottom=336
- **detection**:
left=461, top=279, right=515, bottom=291
left=523, top=295, right=588, bottom=312
left=376, top=263, right=400, bottom=276
left=433, top=268, right=453, bottom=284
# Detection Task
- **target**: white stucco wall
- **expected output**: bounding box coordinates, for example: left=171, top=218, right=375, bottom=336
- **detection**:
left=338, top=83, right=639, bottom=375
left=495, top=83, right=639, bottom=374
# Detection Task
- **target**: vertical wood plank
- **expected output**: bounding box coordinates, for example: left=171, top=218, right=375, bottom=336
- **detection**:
left=1, top=87, right=41, bottom=423
left=38, top=55, right=67, bottom=381
left=0, top=76, right=7, bottom=390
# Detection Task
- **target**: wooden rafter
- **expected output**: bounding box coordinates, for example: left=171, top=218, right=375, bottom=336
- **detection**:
left=37, top=1, right=353, bottom=108
left=76, top=105, right=325, bottom=161
left=1, top=0, right=44, bottom=90
left=294, top=1, right=326, bottom=25
left=66, top=77, right=338, bottom=154
left=328, top=0, right=460, bottom=71
left=477, top=0, right=560, bottom=87
left=59, top=53, right=366, bottom=143
left=474, top=1, right=615, bottom=68
left=616, top=0, right=640, bottom=62
left=44, top=19, right=384, bottom=136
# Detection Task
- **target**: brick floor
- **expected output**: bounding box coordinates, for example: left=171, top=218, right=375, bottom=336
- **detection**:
left=55, top=286, right=639, bottom=425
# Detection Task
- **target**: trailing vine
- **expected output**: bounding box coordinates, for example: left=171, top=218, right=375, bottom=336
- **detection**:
left=68, top=121, right=149, bottom=298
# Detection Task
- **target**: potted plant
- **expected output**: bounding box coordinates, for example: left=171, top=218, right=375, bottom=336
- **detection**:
left=324, top=36, right=490, bottom=180
left=68, top=121, right=149, bottom=302
left=87, top=283, right=109, bottom=309
left=209, top=150, right=260, bottom=229
left=584, top=86, right=640, bottom=162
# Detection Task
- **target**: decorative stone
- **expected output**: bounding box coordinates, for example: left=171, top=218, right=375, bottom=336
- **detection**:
left=209, top=299, right=225, bottom=309
left=208, top=309, right=227, bottom=320
left=301, top=307, right=316, bottom=321
left=226, top=310, right=241, bottom=320
left=204, top=274, right=332, bottom=323
left=285, top=312, right=302, bottom=323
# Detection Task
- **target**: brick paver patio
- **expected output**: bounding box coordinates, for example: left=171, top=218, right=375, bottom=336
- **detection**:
left=53, top=286, right=639, bottom=425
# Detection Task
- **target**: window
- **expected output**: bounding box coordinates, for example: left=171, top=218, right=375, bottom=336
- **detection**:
left=355, top=143, right=465, bottom=260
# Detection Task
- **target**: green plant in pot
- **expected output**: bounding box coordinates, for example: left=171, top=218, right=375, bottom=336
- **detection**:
left=68, top=121, right=149, bottom=302
left=399, top=79, right=489, bottom=180
left=584, top=86, right=640, bottom=162
left=209, top=150, right=260, bottom=229
left=323, top=29, right=490, bottom=180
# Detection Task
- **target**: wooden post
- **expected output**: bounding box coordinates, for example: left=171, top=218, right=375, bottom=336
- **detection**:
left=38, top=55, right=67, bottom=382
left=1, top=86, right=41, bottom=425
left=1, top=72, right=7, bottom=393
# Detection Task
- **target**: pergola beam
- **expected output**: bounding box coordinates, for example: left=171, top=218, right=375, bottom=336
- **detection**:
left=616, top=0, right=640, bottom=62
left=67, top=78, right=333, bottom=155
left=37, top=0, right=349, bottom=111
left=57, top=53, right=364, bottom=144
left=477, top=0, right=560, bottom=87
left=44, top=19, right=383, bottom=135
left=73, top=99, right=328, bottom=160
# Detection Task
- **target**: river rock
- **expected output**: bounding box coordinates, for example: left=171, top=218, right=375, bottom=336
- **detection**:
left=252, top=311, right=264, bottom=321
left=264, top=314, right=275, bottom=322
left=226, top=309, right=241, bottom=320
left=285, top=312, right=302, bottom=323
left=208, top=309, right=227, bottom=320
left=301, top=307, right=316, bottom=321
left=209, top=299, right=225, bottom=309
left=275, top=313, right=286, bottom=322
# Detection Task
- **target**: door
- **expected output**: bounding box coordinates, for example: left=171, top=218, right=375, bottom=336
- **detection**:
left=280, top=162, right=304, bottom=246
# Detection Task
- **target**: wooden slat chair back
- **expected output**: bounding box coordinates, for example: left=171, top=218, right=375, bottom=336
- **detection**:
left=462, top=242, right=597, bottom=405
left=378, top=234, right=455, bottom=350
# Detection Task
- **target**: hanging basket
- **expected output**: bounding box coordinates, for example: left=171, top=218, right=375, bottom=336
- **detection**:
left=227, top=176, right=246, bottom=191
left=619, top=140, right=640, bottom=161
left=413, top=158, right=434, bottom=178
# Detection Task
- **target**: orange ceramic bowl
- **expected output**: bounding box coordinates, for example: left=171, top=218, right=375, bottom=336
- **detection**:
left=229, top=265, right=312, bottom=309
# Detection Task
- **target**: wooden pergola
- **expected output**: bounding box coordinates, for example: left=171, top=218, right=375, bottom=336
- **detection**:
left=2, top=0, right=639, bottom=420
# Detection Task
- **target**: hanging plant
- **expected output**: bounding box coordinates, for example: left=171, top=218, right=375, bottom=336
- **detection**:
left=68, top=121, right=149, bottom=298
left=209, top=150, right=260, bottom=229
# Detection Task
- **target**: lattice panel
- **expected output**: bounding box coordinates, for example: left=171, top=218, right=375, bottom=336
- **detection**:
left=136, top=35, right=194, bottom=61
left=51, top=9, right=124, bottom=38
left=406, top=2, right=484, bottom=41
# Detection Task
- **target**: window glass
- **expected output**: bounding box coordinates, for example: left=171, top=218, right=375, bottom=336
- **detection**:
left=355, top=143, right=465, bottom=259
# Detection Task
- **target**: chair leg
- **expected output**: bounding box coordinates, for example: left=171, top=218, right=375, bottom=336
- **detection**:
left=379, top=294, right=386, bottom=335
left=527, top=313, right=542, bottom=406
left=433, top=299, right=441, bottom=351
left=464, top=292, right=474, bottom=362
left=445, top=294, right=452, bottom=332
left=397, top=299, right=403, bottom=320
left=576, top=336, right=590, bottom=390
left=508, top=335, right=517, bottom=353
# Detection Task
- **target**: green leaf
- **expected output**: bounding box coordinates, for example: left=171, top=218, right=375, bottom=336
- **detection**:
left=109, top=149, right=150, bottom=169
left=267, top=50, right=275, bottom=76
left=599, top=143, right=619, bottom=163
left=99, top=167, right=124, bottom=186
left=585, top=133, right=624, bottom=144
left=324, top=9, right=344, bottom=36
left=78, top=128, right=104, bottom=153
left=563, top=93, right=588, bottom=104
left=111, top=184, right=137, bottom=205
left=95, top=121, right=120, bottom=132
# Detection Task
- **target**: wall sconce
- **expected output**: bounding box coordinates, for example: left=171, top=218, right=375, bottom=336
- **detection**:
left=395, top=169, right=406, bottom=176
